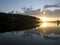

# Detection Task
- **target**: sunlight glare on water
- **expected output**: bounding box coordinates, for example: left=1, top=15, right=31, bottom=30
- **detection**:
left=39, top=22, right=60, bottom=28
left=40, top=22, right=47, bottom=27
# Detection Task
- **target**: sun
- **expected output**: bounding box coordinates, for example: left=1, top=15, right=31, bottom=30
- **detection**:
left=40, top=22, right=47, bottom=27
left=40, top=17, right=48, bottom=21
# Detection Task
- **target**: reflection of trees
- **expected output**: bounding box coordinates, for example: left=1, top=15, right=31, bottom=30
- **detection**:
left=1, top=27, right=60, bottom=40
left=57, top=20, right=60, bottom=26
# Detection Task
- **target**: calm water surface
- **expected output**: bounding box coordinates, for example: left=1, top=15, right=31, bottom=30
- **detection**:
left=0, top=23, right=60, bottom=45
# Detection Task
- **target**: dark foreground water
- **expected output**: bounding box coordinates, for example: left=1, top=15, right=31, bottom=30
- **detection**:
left=0, top=23, right=60, bottom=45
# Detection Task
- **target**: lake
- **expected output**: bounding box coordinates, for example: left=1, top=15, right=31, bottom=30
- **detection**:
left=0, top=23, right=60, bottom=45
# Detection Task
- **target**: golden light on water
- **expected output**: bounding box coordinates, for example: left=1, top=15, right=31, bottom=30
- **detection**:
left=39, top=17, right=50, bottom=27
left=38, top=16, right=60, bottom=28
left=38, top=17, right=48, bottom=27
left=39, top=22, right=58, bottom=28
left=40, top=22, right=47, bottom=27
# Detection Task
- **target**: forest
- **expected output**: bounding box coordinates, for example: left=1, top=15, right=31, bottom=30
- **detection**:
left=0, top=12, right=41, bottom=32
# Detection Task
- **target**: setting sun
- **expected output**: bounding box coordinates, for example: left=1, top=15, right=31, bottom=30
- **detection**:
left=40, top=17, right=48, bottom=21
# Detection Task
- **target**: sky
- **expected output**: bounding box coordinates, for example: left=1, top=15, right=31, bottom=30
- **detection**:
left=0, top=0, right=60, bottom=12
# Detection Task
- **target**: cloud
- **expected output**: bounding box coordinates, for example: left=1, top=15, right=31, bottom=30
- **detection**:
left=44, top=3, right=60, bottom=9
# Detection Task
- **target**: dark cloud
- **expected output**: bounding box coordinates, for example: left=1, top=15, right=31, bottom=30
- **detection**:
left=44, top=3, right=60, bottom=9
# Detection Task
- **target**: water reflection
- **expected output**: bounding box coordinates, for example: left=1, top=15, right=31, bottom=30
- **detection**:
left=57, top=22, right=60, bottom=26
left=39, top=22, right=60, bottom=40
left=0, top=22, right=60, bottom=45
left=40, top=22, right=47, bottom=27
left=40, top=22, right=60, bottom=28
